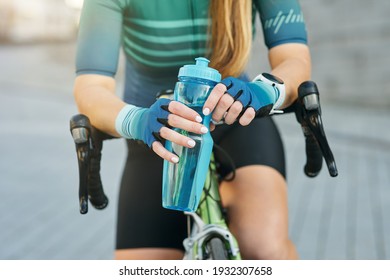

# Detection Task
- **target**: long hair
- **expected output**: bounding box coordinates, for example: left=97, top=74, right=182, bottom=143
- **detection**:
left=208, top=0, right=252, bottom=78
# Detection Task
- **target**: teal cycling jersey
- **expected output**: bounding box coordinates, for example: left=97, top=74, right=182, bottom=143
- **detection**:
left=76, top=0, right=307, bottom=107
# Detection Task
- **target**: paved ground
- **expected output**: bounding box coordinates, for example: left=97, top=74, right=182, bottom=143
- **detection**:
left=1, top=42, right=389, bottom=260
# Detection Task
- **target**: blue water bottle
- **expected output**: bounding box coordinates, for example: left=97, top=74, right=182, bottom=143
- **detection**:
left=162, top=57, right=221, bottom=212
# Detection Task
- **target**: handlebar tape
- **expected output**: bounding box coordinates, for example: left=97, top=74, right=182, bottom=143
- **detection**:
left=302, top=124, right=323, bottom=177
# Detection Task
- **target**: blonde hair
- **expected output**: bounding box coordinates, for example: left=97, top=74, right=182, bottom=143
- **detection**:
left=208, top=0, right=253, bottom=78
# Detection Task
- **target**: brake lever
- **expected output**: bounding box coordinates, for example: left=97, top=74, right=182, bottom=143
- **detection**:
left=70, top=114, right=92, bottom=214
left=296, top=81, right=338, bottom=177
left=70, top=114, right=110, bottom=214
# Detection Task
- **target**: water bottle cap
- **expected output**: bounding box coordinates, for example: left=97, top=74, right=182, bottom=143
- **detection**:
left=178, top=57, right=221, bottom=83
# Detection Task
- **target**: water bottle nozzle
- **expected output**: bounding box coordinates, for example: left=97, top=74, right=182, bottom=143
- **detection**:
left=195, top=57, right=210, bottom=67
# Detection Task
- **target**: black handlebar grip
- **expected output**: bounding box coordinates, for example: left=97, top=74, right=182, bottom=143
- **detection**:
left=302, top=125, right=323, bottom=177
left=87, top=127, right=109, bottom=210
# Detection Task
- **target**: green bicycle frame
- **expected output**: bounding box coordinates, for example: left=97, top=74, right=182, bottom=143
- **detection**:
left=183, top=153, right=241, bottom=260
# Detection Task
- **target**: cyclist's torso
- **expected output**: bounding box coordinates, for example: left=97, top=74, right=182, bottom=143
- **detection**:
left=76, top=0, right=307, bottom=107
left=122, top=0, right=211, bottom=71
left=122, top=0, right=212, bottom=106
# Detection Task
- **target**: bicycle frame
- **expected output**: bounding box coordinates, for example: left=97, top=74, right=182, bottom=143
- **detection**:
left=182, top=154, right=240, bottom=260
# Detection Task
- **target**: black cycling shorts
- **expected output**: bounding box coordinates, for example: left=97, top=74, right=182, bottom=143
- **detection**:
left=116, top=116, right=285, bottom=250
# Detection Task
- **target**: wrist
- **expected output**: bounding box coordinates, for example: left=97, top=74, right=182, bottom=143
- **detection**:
left=115, top=104, right=147, bottom=139
left=252, top=73, right=286, bottom=114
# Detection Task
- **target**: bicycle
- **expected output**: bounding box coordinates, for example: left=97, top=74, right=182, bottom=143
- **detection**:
left=69, top=80, right=338, bottom=260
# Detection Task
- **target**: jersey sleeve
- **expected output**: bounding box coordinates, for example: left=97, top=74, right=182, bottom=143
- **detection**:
left=75, top=0, right=124, bottom=77
left=254, top=0, right=308, bottom=49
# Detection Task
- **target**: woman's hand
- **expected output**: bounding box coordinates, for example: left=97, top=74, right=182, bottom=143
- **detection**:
left=116, top=98, right=208, bottom=164
left=204, top=82, right=255, bottom=128
left=203, top=77, right=280, bottom=128
left=150, top=100, right=208, bottom=163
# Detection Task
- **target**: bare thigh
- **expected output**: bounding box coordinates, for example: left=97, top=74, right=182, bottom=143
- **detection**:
left=220, top=165, right=297, bottom=260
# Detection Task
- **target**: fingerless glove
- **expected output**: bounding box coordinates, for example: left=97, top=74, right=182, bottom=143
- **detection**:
left=115, top=98, right=171, bottom=147
left=221, top=76, right=285, bottom=117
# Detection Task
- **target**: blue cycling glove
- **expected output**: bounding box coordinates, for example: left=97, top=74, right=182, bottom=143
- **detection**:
left=221, top=75, right=285, bottom=117
left=115, top=98, right=171, bottom=147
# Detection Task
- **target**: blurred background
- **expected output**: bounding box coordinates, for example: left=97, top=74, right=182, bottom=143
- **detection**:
left=0, top=0, right=389, bottom=260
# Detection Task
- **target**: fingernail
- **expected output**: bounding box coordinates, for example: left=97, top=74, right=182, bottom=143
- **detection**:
left=171, top=157, right=179, bottom=163
left=203, top=108, right=210, bottom=116
left=201, top=126, right=209, bottom=134
left=188, top=139, right=196, bottom=147
left=195, top=115, right=202, bottom=123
